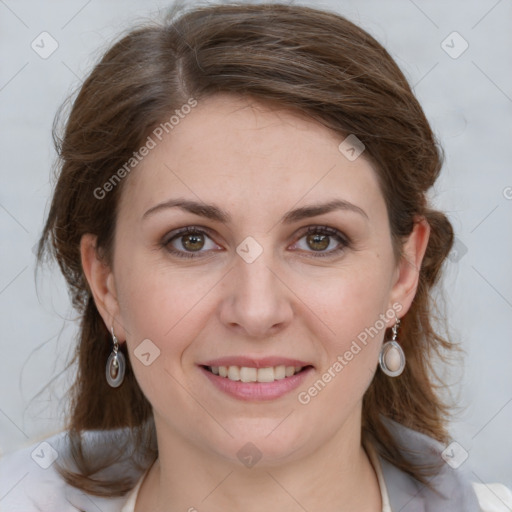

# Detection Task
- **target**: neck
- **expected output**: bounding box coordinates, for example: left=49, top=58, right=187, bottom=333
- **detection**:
left=136, top=410, right=382, bottom=512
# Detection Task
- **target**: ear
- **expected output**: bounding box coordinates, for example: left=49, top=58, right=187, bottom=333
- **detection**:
left=389, top=217, right=430, bottom=317
left=80, top=234, right=126, bottom=341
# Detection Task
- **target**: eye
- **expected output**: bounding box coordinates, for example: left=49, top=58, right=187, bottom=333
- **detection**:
left=163, top=227, right=221, bottom=259
left=162, top=225, right=350, bottom=260
left=291, top=226, right=350, bottom=257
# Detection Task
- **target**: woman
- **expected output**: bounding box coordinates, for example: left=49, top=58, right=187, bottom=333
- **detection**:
left=0, top=2, right=510, bottom=511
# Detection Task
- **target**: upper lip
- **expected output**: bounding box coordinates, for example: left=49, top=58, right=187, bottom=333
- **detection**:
left=200, top=356, right=313, bottom=368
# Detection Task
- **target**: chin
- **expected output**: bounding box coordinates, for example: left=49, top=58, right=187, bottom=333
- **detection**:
left=207, top=419, right=315, bottom=467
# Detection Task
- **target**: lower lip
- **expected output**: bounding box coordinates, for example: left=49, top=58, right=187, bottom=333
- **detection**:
left=199, top=366, right=313, bottom=401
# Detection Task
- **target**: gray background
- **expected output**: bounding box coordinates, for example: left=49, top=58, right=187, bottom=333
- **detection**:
left=0, top=0, right=511, bottom=488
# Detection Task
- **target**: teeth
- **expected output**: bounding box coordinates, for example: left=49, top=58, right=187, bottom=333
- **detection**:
left=274, top=365, right=286, bottom=379
left=285, top=366, right=295, bottom=377
left=240, top=367, right=257, bottom=382
left=209, top=364, right=304, bottom=382
left=228, top=366, right=240, bottom=381
left=257, top=367, right=274, bottom=383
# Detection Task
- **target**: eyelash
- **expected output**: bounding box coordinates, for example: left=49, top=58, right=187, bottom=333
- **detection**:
left=162, top=225, right=350, bottom=260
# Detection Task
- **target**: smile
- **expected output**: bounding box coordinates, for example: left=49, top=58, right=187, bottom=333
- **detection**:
left=199, top=359, right=314, bottom=401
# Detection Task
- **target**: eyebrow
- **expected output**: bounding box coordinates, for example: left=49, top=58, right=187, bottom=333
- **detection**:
left=142, top=198, right=368, bottom=223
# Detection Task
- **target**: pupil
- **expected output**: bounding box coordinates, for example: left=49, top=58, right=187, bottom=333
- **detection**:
left=183, top=234, right=204, bottom=251
left=308, top=233, right=329, bottom=251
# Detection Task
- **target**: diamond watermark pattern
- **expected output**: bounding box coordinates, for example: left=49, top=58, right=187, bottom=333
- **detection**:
left=441, top=441, right=469, bottom=469
left=236, top=236, right=263, bottom=264
left=338, top=134, right=365, bottom=161
left=448, top=237, right=468, bottom=263
left=31, top=32, right=59, bottom=59
left=134, top=338, right=161, bottom=366
left=31, top=441, right=59, bottom=469
left=237, top=442, right=262, bottom=468
left=441, top=31, right=469, bottom=59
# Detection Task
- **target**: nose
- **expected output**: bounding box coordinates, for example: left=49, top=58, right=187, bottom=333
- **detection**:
left=218, top=248, right=294, bottom=339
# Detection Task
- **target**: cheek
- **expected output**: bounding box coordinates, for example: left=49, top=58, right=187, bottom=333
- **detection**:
left=115, top=249, right=215, bottom=335
left=116, top=268, right=213, bottom=409
left=307, top=258, right=394, bottom=344
left=115, top=258, right=221, bottom=381
left=296, top=253, right=395, bottom=400
left=295, top=269, right=391, bottom=417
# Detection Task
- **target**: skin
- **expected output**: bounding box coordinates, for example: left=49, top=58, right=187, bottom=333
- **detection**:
left=81, top=94, right=429, bottom=512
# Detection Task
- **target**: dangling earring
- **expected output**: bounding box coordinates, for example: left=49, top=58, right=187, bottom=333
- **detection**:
left=379, top=316, right=406, bottom=377
left=106, top=326, right=126, bottom=388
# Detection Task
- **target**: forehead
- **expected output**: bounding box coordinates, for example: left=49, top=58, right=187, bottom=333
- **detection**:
left=119, top=94, right=385, bottom=222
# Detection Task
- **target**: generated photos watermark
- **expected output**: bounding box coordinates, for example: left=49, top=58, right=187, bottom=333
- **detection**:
left=93, top=97, right=198, bottom=200
left=297, top=302, right=403, bottom=405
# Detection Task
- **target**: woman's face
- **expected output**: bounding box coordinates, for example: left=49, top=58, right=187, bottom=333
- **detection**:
left=86, top=94, right=425, bottom=465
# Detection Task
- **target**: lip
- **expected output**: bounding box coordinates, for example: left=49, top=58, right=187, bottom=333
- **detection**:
left=199, top=364, right=314, bottom=402
left=201, top=356, right=312, bottom=368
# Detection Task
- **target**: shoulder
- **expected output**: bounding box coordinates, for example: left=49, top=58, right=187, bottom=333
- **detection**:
left=0, top=429, right=133, bottom=512
left=0, top=430, right=73, bottom=511
left=375, top=417, right=512, bottom=512
left=472, top=482, right=512, bottom=512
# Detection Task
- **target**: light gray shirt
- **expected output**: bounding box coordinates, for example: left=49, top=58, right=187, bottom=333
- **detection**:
left=1, top=417, right=511, bottom=511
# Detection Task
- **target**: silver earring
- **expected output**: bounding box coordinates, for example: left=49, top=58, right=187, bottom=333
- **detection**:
left=106, top=327, right=126, bottom=388
left=379, top=317, right=405, bottom=377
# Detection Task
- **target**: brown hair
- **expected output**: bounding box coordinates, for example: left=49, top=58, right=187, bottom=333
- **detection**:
left=38, top=1, right=456, bottom=497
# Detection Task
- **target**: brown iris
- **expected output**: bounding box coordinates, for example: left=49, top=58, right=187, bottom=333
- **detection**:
left=182, top=233, right=205, bottom=251
left=307, top=233, right=329, bottom=251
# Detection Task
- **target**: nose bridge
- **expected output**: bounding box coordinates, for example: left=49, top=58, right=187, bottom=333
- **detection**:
left=219, top=237, right=293, bottom=337
left=237, top=250, right=277, bottom=297
left=235, top=233, right=276, bottom=287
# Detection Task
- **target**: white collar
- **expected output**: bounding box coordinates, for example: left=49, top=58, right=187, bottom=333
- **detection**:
left=364, top=437, right=393, bottom=512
